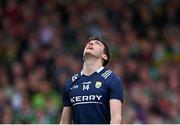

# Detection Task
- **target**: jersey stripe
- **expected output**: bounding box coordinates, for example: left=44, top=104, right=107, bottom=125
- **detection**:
left=73, top=101, right=103, bottom=106
left=101, top=70, right=112, bottom=79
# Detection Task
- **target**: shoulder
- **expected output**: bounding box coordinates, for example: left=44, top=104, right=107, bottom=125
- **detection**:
left=66, top=72, right=81, bottom=84
left=100, top=68, right=121, bottom=82
left=64, top=72, right=81, bottom=89
left=101, top=68, right=113, bottom=79
left=72, top=72, right=81, bottom=82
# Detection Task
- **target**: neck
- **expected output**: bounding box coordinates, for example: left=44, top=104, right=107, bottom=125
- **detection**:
left=82, top=56, right=103, bottom=76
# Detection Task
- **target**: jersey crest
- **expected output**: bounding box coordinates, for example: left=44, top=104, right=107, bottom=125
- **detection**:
left=95, top=81, right=102, bottom=88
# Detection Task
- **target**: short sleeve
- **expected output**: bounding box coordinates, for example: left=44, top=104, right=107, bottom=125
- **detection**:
left=108, top=75, right=124, bottom=102
left=62, top=80, right=72, bottom=106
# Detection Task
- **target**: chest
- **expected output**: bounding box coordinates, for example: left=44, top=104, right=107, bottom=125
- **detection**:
left=68, top=76, right=109, bottom=104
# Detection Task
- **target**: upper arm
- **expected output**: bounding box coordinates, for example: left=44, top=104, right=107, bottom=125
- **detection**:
left=109, top=75, right=124, bottom=102
left=62, top=80, right=72, bottom=106
left=60, top=106, right=72, bottom=124
left=60, top=80, right=73, bottom=124
left=108, top=74, right=124, bottom=123
left=110, top=99, right=122, bottom=124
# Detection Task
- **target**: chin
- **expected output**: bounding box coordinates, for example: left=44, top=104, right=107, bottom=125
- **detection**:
left=84, top=52, right=94, bottom=57
left=84, top=50, right=92, bottom=54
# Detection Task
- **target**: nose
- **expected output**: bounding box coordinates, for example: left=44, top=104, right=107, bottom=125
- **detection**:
left=88, top=42, right=93, bottom=46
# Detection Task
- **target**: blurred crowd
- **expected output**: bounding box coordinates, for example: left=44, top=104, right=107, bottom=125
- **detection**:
left=0, top=0, right=179, bottom=123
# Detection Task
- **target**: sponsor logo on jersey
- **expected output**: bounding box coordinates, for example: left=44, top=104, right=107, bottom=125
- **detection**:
left=82, top=81, right=92, bottom=84
left=70, top=95, right=102, bottom=106
left=95, top=81, right=102, bottom=88
left=70, top=85, right=79, bottom=90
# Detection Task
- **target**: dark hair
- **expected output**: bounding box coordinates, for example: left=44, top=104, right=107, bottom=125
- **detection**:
left=88, top=36, right=110, bottom=66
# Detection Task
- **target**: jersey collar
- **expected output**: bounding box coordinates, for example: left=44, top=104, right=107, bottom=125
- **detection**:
left=81, top=66, right=104, bottom=75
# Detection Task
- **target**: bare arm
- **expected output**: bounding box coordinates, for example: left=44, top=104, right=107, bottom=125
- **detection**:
left=60, top=106, right=72, bottom=124
left=110, top=99, right=122, bottom=124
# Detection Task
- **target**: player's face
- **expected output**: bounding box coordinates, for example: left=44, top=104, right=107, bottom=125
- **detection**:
left=83, top=40, right=107, bottom=60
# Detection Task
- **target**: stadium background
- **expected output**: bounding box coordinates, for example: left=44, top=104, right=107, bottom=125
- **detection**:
left=0, top=0, right=179, bottom=123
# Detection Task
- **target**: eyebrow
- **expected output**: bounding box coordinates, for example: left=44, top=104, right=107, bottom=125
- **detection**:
left=95, top=40, right=104, bottom=47
left=86, top=40, right=103, bottom=46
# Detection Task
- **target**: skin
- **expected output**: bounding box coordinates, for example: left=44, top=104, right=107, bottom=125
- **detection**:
left=110, top=99, right=122, bottom=124
left=82, top=40, right=108, bottom=76
left=60, top=107, right=72, bottom=124
left=60, top=40, right=122, bottom=124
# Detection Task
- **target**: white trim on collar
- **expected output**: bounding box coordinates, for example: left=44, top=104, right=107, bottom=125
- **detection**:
left=96, top=66, right=104, bottom=73
left=81, top=66, right=104, bottom=75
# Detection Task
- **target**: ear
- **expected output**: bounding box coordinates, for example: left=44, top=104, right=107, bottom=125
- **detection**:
left=101, top=53, right=108, bottom=61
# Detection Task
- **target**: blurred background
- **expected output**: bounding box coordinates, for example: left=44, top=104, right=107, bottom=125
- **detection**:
left=0, top=0, right=179, bottom=123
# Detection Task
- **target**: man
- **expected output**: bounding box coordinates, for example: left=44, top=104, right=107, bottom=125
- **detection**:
left=60, top=36, right=124, bottom=124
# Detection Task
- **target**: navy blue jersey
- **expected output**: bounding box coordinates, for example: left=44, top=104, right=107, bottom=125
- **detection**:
left=63, top=67, right=124, bottom=124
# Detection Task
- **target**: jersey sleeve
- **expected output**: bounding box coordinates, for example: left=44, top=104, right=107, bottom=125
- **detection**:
left=108, top=75, right=124, bottom=102
left=62, top=79, right=72, bottom=106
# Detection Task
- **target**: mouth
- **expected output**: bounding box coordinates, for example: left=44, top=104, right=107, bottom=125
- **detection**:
left=87, top=46, right=93, bottom=50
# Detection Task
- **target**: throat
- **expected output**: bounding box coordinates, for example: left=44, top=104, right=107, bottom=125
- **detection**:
left=82, top=58, right=103, bottom=76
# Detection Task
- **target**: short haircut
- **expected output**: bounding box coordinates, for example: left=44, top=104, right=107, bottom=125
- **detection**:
left=87, top=36, right=110, bottom=66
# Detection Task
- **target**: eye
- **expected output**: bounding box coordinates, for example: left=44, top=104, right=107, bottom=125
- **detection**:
left=94, top=41, right=101, bottom=45
left=85, top=42, right=90, bottom=46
